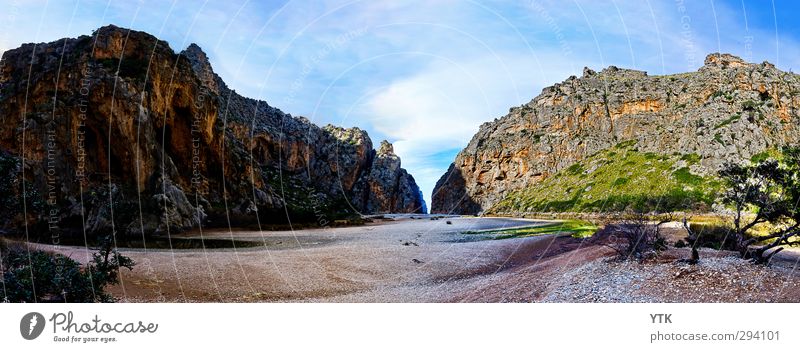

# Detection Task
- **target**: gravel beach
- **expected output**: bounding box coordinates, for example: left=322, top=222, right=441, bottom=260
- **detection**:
left=33, top=216, right=800, bottom=302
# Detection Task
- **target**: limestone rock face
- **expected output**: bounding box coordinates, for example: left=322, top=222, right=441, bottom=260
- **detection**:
left=0, top=25, right=424, bottom=238
left=361, top=141, right=425, bottom=214
left=432, top=53, right=800, bottom=214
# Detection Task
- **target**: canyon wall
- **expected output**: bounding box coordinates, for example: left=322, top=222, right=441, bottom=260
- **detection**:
left=0, top=25, right=425, bottom=238
left=432, top=54, right=800, bottom=214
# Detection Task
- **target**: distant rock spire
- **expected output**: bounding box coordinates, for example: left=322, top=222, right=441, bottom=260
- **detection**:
left=180, top=43, right=219, bottom=93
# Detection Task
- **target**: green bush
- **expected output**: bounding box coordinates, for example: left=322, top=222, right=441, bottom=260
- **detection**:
left=1, top=236, right=134, bottom=302
left=714, top=114, right=741, bottom=129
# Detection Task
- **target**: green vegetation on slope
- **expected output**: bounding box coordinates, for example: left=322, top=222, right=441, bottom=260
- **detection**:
left=749, top=148, right=781, bottom=163
left=491, top=142, right=721, bottom=213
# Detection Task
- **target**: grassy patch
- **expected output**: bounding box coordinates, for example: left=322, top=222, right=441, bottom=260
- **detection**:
left=463, top=220, right=598, bottom=239
left=672, top=167, right=703, bottom=186
left=680, top=153, right=701, bottom=165
left=684, top=217, right=774, bottom=249
left=615, top=139, right=637, bottom=149
left=490, top=142, right=720, bottom=213
left=566, top=163, right=584, bottom=175
left=612, top=177, right=629, bottom=186
left=750, top=148, right=781, bottom=163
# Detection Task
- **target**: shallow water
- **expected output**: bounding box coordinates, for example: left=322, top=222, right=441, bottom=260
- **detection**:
left=16, top=235, right=265, bottom=250
left=14, top=216, right=539, bottom=250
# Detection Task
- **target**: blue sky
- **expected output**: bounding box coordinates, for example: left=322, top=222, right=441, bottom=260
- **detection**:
left=2, top=0, right=800, bottom=208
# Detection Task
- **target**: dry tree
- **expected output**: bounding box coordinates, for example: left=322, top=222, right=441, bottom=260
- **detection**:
left=605, top=211, right=674, bottom=261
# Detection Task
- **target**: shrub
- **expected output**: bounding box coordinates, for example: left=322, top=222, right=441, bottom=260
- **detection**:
left=714, top=114, right=740, bottom=129
left=604, top=212, right=672, bottom=261
left=1, top=236, right=134, bottom=302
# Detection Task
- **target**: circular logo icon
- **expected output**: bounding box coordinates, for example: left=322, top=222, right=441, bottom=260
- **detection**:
left=20, top=312, right=45, bottom=340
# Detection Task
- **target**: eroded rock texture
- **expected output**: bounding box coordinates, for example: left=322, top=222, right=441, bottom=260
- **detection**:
left=0, top=25, right=424, bottom=238
left=432, top=53, right=800, bottom=214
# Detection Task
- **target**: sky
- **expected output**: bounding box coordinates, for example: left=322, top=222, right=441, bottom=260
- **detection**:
left=2, top=0, right=800, bottom=209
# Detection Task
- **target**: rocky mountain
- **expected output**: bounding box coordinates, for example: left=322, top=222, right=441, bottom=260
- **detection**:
left=0, top=25, right=425, bottom=239
left=432, top=53, right=800, bottom=215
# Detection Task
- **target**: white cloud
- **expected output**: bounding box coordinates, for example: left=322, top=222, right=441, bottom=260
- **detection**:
left=3, top=0, right=800, bottom=211
left=353, top=0, right=800, bottom=206
left=360, top=52, right=580, bottom=206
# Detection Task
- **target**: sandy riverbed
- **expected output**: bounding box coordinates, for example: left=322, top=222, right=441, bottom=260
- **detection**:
left=34, top=216, right=800, bottom=302
left=39, top=217, right=547, bottom=301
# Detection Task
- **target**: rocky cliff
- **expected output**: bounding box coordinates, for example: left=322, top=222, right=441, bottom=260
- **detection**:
left=0, top=25, right=425, bottom=238
left=432, top=53, right=800, bottom=214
